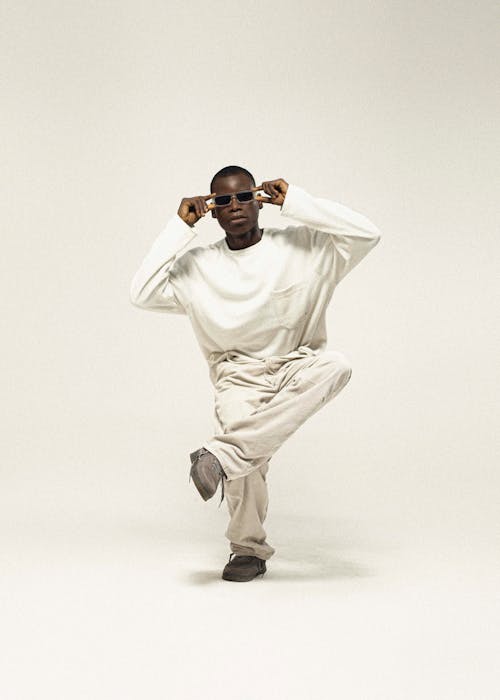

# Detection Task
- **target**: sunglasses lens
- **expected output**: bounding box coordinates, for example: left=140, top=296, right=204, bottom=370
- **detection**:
left=237, top=191, right=253, bottom=202
left=214, top=191, right=253, bottom=206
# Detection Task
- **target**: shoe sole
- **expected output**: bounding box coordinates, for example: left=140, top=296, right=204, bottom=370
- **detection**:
left=222, top=566, right=267, bottom=582
left=190, top=470, right=213, bottom=501
left=190, top=450, right=215, bottom=501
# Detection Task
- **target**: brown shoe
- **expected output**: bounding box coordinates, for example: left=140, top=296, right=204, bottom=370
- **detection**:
left=222, top=553, right=267, bottom=582
left=189, top=447, right=226, bottom=505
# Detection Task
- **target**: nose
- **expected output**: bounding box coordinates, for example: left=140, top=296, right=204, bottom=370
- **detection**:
left=229, top=193, right=242, bottom=211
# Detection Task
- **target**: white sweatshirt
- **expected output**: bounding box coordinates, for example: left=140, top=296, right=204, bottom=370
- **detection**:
left=130, top=183, right=381, bottom=371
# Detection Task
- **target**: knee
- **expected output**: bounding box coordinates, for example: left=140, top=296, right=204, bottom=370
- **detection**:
left=343, top=359, right=353, bottom=384
left=323, top=351, right=352, bottom=384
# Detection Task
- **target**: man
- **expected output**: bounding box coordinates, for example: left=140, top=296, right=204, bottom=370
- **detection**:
left=130, top=165, right=381, bottom=582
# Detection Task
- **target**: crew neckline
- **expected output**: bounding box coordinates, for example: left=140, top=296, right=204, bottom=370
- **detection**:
left=222, top=228, right=268, bottom=256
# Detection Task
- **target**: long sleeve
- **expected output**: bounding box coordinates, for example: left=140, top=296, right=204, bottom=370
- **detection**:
left=129, top=213, right=198, bottom=314
left=280, top=183, right=381, bottom=284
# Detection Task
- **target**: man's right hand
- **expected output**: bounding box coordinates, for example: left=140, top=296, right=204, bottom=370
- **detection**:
left=178, top=193, right=216, bottom=227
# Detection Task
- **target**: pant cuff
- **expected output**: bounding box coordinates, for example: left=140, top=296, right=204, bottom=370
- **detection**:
left=230, top=543, right=276, bottom=560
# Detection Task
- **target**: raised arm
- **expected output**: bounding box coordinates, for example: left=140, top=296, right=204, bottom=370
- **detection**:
left=279, top=182, right=381, bottom=283
left=129, top=193, right=215, bottom=314
left=255, top=178, right=381, bottom=284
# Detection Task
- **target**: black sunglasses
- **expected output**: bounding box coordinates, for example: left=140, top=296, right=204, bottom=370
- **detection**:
left=213, top=190, right=255, bottom=207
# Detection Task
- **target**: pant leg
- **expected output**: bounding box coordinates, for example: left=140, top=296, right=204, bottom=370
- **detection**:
left=223, top=462, right=275, bottom=560
left=212, top=371, right=276, bottom=561
left=203, top=349, right=352, bottom=481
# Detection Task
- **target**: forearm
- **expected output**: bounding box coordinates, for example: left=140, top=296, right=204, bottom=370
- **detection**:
left=280, top=183, right=381, bottom=283
left=130, top=214, right=197, bottom=312
left=281, top=183, right=381, bottom=242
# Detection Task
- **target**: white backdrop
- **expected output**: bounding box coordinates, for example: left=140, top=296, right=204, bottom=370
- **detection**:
left=2, top=1, right=499, bottom=698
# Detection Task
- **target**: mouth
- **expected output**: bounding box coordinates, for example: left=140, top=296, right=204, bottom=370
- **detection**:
left=230, top=216, right=247, bottom=223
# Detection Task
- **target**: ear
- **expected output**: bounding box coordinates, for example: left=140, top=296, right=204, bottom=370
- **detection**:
left=211, top=210, right=217, bottom=218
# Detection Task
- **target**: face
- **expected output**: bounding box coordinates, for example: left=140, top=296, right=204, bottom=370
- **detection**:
left=211, top=173, right=262, bottom=235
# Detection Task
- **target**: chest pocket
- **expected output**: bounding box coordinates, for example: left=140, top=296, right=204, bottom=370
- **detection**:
left=270, top=278, right=312, bottom=330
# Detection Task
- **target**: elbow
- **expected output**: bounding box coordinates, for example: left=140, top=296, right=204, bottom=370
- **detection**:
left=129, top=283, right=149, bottom=310
left=372, top=226, right=382, bottom=244
left=130, top=293, right=144, bottom=309
left=130, top=293, right=151, bottom=311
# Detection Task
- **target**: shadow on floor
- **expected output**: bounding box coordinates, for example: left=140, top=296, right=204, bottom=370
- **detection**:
left=184, top=549, right=374, bottom=585
left=182, top=513, right=389, bottom=583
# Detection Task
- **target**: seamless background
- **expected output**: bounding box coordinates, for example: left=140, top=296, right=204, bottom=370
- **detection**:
left=2, top=1, right=499, bottom=698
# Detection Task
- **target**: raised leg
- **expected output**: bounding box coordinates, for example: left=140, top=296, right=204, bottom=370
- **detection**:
left=203, top=350, right=352, bottom=481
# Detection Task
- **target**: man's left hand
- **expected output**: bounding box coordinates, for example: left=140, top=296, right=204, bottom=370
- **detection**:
left=252, top=179, right=289, bottom=207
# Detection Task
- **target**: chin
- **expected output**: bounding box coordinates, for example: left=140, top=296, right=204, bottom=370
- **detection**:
left=229, top=224, right=252, bottom=235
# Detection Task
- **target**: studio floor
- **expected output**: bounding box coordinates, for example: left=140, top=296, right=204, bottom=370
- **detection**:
left=1, top=511, right=498, bottom=700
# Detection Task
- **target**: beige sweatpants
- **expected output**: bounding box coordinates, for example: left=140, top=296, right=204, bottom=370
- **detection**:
left=202, top=345, right=352, bottom=560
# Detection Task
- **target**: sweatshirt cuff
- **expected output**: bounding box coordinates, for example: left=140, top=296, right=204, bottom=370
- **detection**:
left=152, top=213, right=198, bottom=250
left=173, top=212, right=200, bottom=237
left=280, top=183, right=310, bottom=218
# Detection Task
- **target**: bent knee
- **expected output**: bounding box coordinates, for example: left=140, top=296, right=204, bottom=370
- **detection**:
left=322, top=351, right=352, bottom=383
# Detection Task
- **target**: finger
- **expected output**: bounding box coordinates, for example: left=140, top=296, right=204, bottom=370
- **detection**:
left=198, top=196, right=208, bottom=216
left=194, top=198, right=203, bottom=218
left=264, top=182, right=278, bottom=199
left=268, top=187, right=279, bottom=201
left=255, top=194, right=272, bottom=203
left=251, top=185, right=263, bottom=192
left=199, top=196, right=208, bottom=216
left=190, top=199, right=198, bottom=219
left=204, top=192, right=217, bottom=200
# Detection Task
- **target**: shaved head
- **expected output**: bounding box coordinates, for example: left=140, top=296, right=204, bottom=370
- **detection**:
left=210, top=165, right=256, bottom=195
